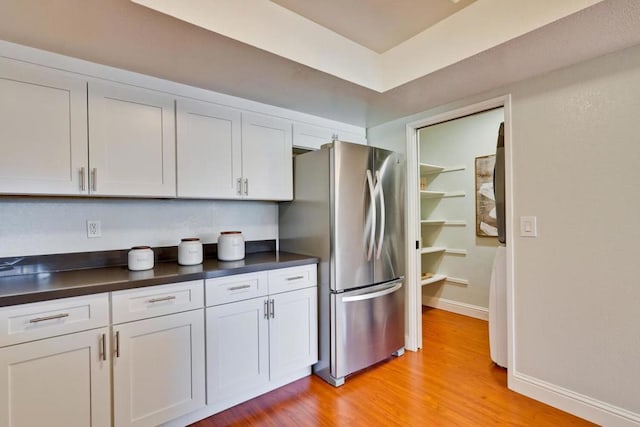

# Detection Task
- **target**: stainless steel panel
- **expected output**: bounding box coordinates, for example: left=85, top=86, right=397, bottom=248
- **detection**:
left=279, top=148, right=332, bottom=375
left=331, top=141, right=373, bottom=291
left=372, top=147, right=405, bottom=283
left=331, top=279, right=405, bottom=380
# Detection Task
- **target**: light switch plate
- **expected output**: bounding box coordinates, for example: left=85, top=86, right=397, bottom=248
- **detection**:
left=520, top=216, right=537, bottom=237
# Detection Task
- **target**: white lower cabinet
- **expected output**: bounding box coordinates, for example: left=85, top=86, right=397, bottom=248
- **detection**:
left=0, top=266, right=317, bottom=426
left=0, top=294, right=111, bottom=427
left=0, top=327, right=111, bottom=427
left=205, top=265, right=318, bottom=405
left=268, top=287, right=318, bottom=380
left=111, top=281, right=206, bottom=427
left=206, top=297, right=269, bottom=403
left=112, top=310, right=205, bottom=427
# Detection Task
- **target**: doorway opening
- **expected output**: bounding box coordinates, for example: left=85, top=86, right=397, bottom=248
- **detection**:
left=404, top=96, right=513, bottom=380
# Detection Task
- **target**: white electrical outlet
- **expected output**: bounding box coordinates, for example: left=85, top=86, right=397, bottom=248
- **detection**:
left=87, top=220, right=102, bottom=238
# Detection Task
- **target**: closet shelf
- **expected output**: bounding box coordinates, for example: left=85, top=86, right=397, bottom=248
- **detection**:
left=420, top=190, right=446, bottom=198
left=420, top=274, right=469, bottom=286
left=421, top=274, right=446, bottom=286
left=419, top=163, right=466, bottom=175
left=419, top=163, right=445, bottom=175
left=420, top=247, right=468, bottom=255
left=420, top=247, right=446, bottom=254
left=420, top=219, right=446, bottom=225
left=420, top=219, right=467, bottom=226
left=420, top=190, right=466, bottom=198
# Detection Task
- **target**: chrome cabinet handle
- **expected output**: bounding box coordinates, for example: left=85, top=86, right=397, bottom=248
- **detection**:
left=147, top=295, right=176, bottom=303
left=229, top=284, right=250, bottom=291
left=91, top=168, right=97, bottom=192
left=244, top=178, right=248, bottom=196
left=79, top=167, right=86, bottom=191
left=114, top=331, right=120, bottom=358
left=270, top=299, right=275, bottom=319
left=237, top=178, right=242, bottom=195
left=29, top=313, right=69, bottom=323
left=100, top=333, right=107, bottom=361
left=286, top=276, right=305, bottom=281
left=264, top=299, right=269, bottom=319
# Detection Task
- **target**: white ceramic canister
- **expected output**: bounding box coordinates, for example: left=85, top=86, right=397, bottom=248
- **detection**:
left=217, top=231, right=245, bottom=261
left=178, top=237, right=203, bottom=265
left=128, top=246, right=154, bottom=271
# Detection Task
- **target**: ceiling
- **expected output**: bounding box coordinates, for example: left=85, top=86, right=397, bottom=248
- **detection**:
left=270, top=0, right=477, bottom=53
left=1, top=0, right=640, bottom=128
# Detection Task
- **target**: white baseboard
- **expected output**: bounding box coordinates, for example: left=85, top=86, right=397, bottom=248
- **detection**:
left=422, top=296, right=488, bottom=321
left=511, top=372, right=640, bottom=427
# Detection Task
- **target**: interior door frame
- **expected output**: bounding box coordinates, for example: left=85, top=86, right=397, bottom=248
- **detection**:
left=404, top=95, right=514, bottom=382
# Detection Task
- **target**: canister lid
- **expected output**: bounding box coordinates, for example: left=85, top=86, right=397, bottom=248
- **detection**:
left=220, top=231, right=242, bottom=235
left=181, top=237, right=200, bottom=242
left=131, top=245, right=151, bottom=250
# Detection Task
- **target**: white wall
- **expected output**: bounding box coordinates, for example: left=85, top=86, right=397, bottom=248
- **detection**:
left=419, top=108, right=503, bottom=310
left=0, top=198, right=278, bottom=257
left=368, top=44, right=640, bottom=424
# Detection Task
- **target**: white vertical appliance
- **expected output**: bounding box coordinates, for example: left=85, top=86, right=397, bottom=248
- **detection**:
left=490, top=122, right=508, bottom=368
left=279, top=140, right=405, bottom=386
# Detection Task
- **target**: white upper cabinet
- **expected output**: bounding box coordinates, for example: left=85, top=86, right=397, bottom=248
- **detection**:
left=241, top=112, right=293, bottom=200
left=292, top=122, right=366, bottom=150
left=0, top=47, right=366, bottom=200
left=176, top=106, right=293, bottom=201
left=292, top=122, right=335, bottom=150
left=88, top=81, right=176, bottom=197
left=176, top=99, right=242, bottom=199
left=0, top=58, right=88, bottom=195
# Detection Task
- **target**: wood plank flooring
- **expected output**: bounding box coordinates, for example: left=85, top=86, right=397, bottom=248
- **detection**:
left=191, top=307, right=595, bottom=426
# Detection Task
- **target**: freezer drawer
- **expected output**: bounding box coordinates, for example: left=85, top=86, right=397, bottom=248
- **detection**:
left=331, top=279, right=404, bottom=380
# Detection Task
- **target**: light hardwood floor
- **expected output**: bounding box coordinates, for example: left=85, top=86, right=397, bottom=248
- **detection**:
left=191, top=307, right=595, bottom=426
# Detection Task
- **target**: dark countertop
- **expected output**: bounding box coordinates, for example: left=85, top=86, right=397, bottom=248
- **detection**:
left=0, top=251, right=318, bottom=307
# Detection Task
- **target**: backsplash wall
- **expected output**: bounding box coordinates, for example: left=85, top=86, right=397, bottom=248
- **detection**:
left=0, top=198, right=278, bottom=257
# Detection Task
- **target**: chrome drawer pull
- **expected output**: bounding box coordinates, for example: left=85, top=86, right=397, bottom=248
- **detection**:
left=29, top=313, right=70, bottom=323
left=286, top=275, right=305, bottom=281
left=147, top=295, right=177, bottom=303
left=270, top=299, right=275, bottom=319
left=264, top=299, right=269, bottom=319
left=229, top=284, right=251, bottom=291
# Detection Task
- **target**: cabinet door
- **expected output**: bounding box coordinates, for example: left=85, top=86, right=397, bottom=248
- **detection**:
left=112, top=310, right=205, bottom=427
left=206, top=297, right=269, bottom=404
left=176, top=99, right=242, bottom=199
left=0, top=327, right=110, bottom=427
left=88, top=81, right=176, bottom=197
left=292, top=122, right=335, bottom=150
left=0, top=58, right=88, bottom=195
left=241, top=112, right=293, bottom=200
left=269, top=287, right=318, bottom=380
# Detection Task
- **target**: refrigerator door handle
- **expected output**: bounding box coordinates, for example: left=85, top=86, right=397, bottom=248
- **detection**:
left=375, top=170, right=385, bottom=260
left=342, top=281, right=403, bottom=303
left=366, top=169, right=376, bottom=261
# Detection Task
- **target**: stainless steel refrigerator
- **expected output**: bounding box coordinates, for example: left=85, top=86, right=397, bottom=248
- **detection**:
left=279, top=140, right=405, bottom=387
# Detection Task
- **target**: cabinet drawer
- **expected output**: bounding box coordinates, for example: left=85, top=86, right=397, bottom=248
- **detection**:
left=111, top=280, right=204, bottom=324
left=205, top=272, right=268, bottom=306
left=0, top=293, right=109, bottom=347
left=268, top=265, right=317, bottom=295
